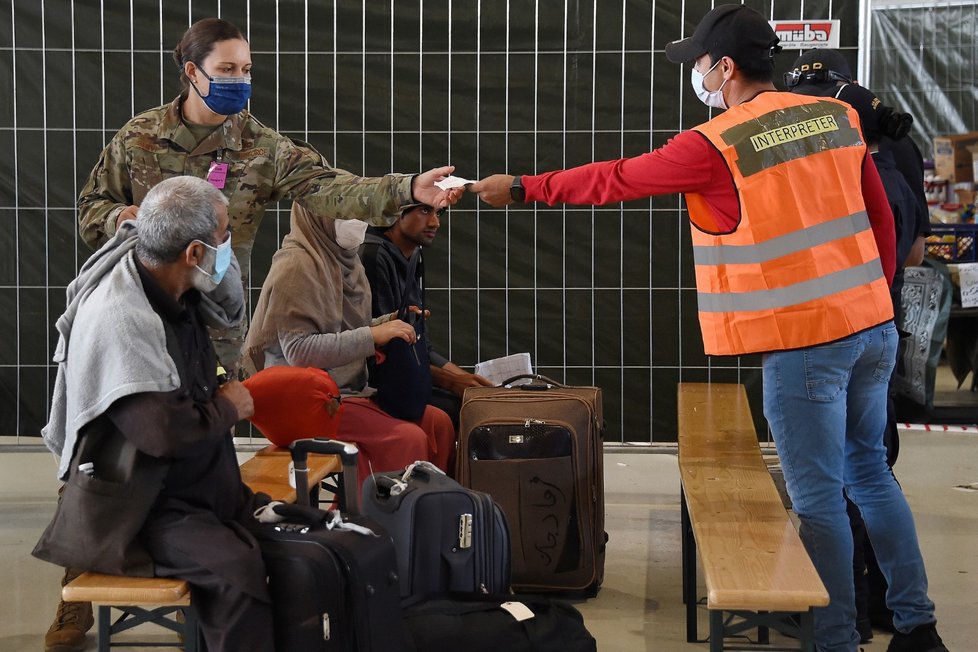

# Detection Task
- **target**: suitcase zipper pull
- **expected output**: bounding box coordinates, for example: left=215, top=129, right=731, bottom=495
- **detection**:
left=524, top=418, right=545, bottom=427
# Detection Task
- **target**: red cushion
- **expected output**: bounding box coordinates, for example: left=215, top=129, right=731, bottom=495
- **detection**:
left=242, top=367, right=344, bottom=447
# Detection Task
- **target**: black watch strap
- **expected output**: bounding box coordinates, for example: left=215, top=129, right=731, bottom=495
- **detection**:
left=510, top=175, right=526, bottom=202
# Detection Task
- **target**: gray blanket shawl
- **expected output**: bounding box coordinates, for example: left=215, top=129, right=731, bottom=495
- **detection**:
left=43, top=223, right=245, bottom=479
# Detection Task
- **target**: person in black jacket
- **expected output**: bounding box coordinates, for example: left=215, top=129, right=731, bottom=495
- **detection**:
left=785, top=48, right=929, bottom=275
left=360, top=203, right=492, bottom=430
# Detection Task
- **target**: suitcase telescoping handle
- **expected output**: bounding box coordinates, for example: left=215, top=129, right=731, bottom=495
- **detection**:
left=289, top=438, right=361, bottom=515
left=499, top=373, right=564, bottom=390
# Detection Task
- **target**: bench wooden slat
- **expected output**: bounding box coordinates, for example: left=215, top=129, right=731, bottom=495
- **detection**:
left=678, top=382, right=829, bottom=612
left=63, top=572, right=190, bottom=605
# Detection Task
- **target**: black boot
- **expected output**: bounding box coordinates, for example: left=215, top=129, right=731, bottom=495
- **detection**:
left=886, top=622, right=949, bottom=652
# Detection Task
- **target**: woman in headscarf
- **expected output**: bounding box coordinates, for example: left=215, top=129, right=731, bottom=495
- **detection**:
left=245, top=203, right=455, bottom=485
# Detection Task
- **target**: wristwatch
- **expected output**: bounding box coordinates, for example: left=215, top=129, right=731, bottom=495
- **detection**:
left=510, top=175, right=525, bottom=202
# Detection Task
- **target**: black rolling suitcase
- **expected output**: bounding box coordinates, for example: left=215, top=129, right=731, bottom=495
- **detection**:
left=362, top=461, right=511, bottom=599
left=456, top=374, right=606, bottom=595
left=254, top=439, right=406, bottom=652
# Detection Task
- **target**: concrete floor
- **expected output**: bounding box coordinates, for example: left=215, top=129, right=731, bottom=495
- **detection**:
left=1, top=429, right=975, bottom=651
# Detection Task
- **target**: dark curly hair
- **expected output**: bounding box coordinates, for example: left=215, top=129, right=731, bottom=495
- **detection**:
left=172, top=18, right=247, bottom=88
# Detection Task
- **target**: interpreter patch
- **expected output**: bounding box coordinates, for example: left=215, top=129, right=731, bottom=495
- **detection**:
left=718, top=101, right=862, bottom=177
left=749, top=115, right=839, bottom=152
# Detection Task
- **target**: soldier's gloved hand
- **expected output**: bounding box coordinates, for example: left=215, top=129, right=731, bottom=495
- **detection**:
left=878, top=107, right=913, bottom=141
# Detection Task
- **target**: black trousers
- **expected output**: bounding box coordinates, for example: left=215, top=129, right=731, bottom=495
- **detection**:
left=144, top=513, right=274, bottom=652
left=429, top=386, right=462, bottom=433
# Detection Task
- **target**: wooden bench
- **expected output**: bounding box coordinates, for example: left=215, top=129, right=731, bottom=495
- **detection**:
left=61, top=574, right=196, bottom=652
left=63, top=446, right=340, bottom=651
left=241, top=444, right=342, bottom=505
left=677, top=383, right=829, bottom=652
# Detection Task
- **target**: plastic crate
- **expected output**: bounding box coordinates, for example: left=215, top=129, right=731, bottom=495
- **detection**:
left=925, top=223, right=978, bottom=263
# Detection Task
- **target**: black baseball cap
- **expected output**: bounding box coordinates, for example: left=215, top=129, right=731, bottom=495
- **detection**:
left=785, top=49, right=853, bottom=94
left=665, top=4, right=781, bottom=65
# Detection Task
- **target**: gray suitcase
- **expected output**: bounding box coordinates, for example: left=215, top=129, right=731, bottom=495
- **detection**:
left=362, top=461, right=511, bottom=599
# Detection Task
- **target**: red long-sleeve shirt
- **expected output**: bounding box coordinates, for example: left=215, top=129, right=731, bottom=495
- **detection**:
left=524, top=127, right=896, bottom=285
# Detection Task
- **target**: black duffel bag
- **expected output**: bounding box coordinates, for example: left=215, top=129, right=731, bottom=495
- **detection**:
left=402, top=593, right=597, bottom=652
left=371, top=249, right=431, bottom=421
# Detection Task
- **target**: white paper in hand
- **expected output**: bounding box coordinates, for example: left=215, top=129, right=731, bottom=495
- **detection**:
left=959, top=263, right=978, bottom=308
left=435, top=175, right=475, bottom=190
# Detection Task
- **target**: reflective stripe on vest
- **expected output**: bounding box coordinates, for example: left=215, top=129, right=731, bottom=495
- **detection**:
left=687, top=93, right=893, bottom=356
left=696, top=259, right=884, bottom=313
left=691, top=211, right=870, bottom=266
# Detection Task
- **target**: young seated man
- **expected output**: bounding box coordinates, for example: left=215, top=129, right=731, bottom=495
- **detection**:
left=34, top=176, right=273, bottom=652
left=359, top=203, right=492, bottom=429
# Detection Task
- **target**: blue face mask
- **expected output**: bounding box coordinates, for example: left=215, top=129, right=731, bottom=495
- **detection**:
left=191, top=67, right=252, bottom=116
left=195, top=233, right=232, bottom=286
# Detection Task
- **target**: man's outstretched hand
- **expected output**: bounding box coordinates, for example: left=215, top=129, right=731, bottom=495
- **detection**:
left=468, top=174, right=515, bottom=208
left=413, top=166, right=466, bottom=209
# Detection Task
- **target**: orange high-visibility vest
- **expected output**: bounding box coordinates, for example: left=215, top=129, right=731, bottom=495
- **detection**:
left=686, top=92, right=893, bottom=356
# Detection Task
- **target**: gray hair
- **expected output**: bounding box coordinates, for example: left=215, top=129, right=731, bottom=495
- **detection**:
left=135, top=176, right=229, bottom=265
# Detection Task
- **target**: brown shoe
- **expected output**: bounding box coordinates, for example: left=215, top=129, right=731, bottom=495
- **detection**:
left=44, top=599, right=94, bottom=652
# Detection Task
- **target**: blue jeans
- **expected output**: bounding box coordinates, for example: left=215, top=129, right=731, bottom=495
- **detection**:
left=762, top=322, right=935, bottom=652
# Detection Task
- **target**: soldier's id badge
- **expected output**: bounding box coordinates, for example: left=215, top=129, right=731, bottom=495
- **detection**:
left=207, top=161, right=229, bottom=189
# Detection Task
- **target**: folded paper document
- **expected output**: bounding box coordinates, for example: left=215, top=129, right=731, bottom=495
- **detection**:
left=474, top=352, right=533, bottom=386
left=434, top=175, right=476, bottom=190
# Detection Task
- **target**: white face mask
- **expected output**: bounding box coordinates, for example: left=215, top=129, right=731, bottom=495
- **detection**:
left=190, top=233, right=232, bottom=293
left=691, top=58, right=728, bottom=110
left=333, top=219, right=368, bottom=250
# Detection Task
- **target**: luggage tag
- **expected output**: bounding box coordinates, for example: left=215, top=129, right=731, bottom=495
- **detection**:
left=500, top=601, right=535, bottom=622
left=207, top=158, right=229, bottom=189
left=288, top=461, right=296, bottom=489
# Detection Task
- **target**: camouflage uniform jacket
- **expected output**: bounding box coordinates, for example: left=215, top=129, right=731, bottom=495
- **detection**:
left=78, top=95, right=411, bottom=272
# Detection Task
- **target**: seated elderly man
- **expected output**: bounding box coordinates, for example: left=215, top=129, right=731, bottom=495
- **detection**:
left=34, top=176, right=273, bottom=652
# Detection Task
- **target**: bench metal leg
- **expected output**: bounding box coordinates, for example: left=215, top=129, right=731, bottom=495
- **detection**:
left=702, top=609, right=817, bottom=652
left=95, top=604, right=198, bottom=650
left=98, top=606, right=111, bottom=652
left=681, top=485, right=698, bottom=643
left=182, top=606, right=200, bottom=652
left=799, top=610, right=815, bottom=652
left=322, top=471, right=343, bottom=509
left=757, top=610, right=769, bottom=644
left=709, top=609, right=724, bottom=652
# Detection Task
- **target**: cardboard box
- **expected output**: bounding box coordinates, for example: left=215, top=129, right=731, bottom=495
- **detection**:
left=933, top=132, right=978, bottom=183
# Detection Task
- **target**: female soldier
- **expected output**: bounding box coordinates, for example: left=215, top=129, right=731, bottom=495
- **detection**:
left=75, top=17, right=458, bottom=368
